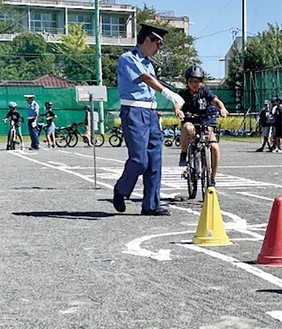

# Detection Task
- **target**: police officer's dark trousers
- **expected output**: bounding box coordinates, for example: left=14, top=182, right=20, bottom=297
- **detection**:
left=114, top=106, right=162, bottom=212
left=28, top=119, right=40, bottom=149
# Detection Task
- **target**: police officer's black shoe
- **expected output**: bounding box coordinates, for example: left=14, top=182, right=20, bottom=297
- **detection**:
left=113, top=187, right=126, bottom=213
left=141, top=207, right=171, bottom=216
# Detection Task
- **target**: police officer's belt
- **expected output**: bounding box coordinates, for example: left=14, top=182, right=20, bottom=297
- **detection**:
left=120, top=99, right=157, bottom=109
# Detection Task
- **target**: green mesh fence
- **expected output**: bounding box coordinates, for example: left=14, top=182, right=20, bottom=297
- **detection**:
left=245, top=68, right=282, bottom=113
left=0, top=85, right=237, bottom=136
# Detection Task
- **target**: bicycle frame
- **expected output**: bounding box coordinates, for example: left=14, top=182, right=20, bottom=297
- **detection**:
left=182, top=124, right=212, bottom=201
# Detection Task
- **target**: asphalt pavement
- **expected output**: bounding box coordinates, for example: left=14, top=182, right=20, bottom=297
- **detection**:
left=0, top=139, right=282, bottom=329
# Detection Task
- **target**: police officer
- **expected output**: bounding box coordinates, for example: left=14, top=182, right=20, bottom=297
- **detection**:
left=113, top=23, right=184, bottom=216
left=24, top=94, right=40, bottom=150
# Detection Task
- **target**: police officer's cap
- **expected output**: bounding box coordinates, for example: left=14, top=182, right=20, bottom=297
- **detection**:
left=24, top=94, right=34, bottom=98
left=139, top=23, right=168, bottom=42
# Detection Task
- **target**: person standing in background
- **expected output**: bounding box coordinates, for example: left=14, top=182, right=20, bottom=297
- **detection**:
left=24, top=94, right=40, bottom=150
left=40, top=101, right=57, bottom=148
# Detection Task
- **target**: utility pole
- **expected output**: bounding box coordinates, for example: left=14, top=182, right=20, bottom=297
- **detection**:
left=241, top=0, right=247, bottom=67
left=94, top=0, right=105, bottom=134
left=241, top=0, right=247, bottom=121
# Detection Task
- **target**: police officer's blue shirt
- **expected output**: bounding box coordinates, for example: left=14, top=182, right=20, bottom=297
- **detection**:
left=117, top=46, right=156, bottom=102
left=28, top=100, right=39, bottom=118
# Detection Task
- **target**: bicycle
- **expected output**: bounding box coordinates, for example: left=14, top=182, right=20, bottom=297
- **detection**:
left=65, top=122, right=105, bottom=147
left=109, top=126, right=123, bottom=147
left=162, top=124, right=181, bottom=147
left=4, top=119, right=17, bottom=150
left=181, top=113, right=219, bottom=201
left=37, top=120, right=69, bottom=148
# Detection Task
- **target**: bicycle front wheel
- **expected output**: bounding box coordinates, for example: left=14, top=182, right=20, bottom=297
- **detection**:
left=66, top=132, right=78, bottom=147
left=186, top=147, right=198, bottom=199
left=55, top=128, right=69, bottom=147
left=8, top=129, right=16, bottom=150
left=109, top=134, right=122, bottom=147
left=201, top=146, right=211, bottom=202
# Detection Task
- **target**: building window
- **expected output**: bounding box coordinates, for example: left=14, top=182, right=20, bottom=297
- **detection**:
left=102, top=15, right=126, bottom=37
left=30, top=11, right=57, bottom=34
left=68, top=13, right=92, bottom=35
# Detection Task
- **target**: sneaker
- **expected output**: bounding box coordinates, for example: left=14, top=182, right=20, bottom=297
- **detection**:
left=52, top=144, right=56, bottom=148
left=179, top=152, right=187, bottom=166
left=255, top=147, right=264, bottom=152
left=141, top=207, right=171, bottom=216
left=47, top=144, right=51, bottom=148
left=20, top=144, right=24, bottom=150
left=113, top=187, right=126, bottom=213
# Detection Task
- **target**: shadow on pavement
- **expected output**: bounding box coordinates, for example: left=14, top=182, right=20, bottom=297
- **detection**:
left=12, top=211, right=110, bottom=221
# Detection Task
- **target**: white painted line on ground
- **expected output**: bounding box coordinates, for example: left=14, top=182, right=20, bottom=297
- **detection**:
left=266, top=311, right=282, bottom=322
left=122, top=230, right=195, bottom=261
left=178, top=243, right=282, bottom=288
left=237, top=192, right=274, bottom=201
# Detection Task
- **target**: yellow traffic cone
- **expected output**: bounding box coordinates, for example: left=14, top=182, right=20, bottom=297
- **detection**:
left=192, top=187, right=231, bottom=246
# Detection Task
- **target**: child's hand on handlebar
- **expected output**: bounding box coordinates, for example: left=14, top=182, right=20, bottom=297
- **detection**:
left=174, top=107, right=185, bottom=121
left=220, top=107, right=228, bottom=118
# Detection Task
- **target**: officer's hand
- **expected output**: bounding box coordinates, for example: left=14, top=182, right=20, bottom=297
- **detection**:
left=31, top=121, right=37, bottom=128
left=3, top=118, right=7, bottom=123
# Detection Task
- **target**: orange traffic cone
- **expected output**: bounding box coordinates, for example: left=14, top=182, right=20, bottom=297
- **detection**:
left=192, top=187, right=231, bottom=246
left=257, top=196, right=282, bottom=266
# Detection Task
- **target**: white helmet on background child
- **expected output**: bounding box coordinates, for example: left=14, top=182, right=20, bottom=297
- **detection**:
left=8, top=101, right=17, bottom=108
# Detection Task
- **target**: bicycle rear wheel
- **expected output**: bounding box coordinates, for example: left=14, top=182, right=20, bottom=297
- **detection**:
left=185, top=146, right=197, bottom=199
left=201, top=146, right=211, bottom=201
left=55, top=128, right=69, bottom=147
left=109, top=134, right=122, bottom=147
left=66, top=132, right=78, bottom=147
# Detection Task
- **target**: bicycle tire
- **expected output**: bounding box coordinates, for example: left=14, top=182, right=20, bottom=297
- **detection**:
left=55, top=128, right=69, bottom=147
left=8, top=129, right=16, bottom=150
left=174, top=136, right=181, bottom=147
left=66, top=132, right=78, bottom=147
left=109, top=134, right=122, bottom=147
left=163, top=138, right=173, bottom=147
left=93, top=133, right=105, bottom=147
left=186, top=146, right=197, bottom=199
left=201, top=146, right=211, bottom=202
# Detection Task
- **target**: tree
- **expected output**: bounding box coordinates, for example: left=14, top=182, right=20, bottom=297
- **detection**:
left=0, top=32, right=58, bottom=80
left=244, top=23, right=282, bottom=70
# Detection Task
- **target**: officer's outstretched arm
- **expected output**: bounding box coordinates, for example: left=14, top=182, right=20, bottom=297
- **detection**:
left=140, top=73, right=184, bottom=106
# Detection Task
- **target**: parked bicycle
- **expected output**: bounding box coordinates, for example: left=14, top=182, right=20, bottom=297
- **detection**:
left=65, top=122, right=105, bottom=147
left=162, top=124, right=181, bottom=147
left=181, top=113, right=219, bottom=201
left=109, top=126, right=123, bottom=147
left=37, top=120, right=69, bottom=148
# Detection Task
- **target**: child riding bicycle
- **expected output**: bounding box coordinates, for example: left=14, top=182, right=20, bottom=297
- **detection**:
left=174, top=64, right=228, bottom=185
left=3, top=101, right=25, bottom=150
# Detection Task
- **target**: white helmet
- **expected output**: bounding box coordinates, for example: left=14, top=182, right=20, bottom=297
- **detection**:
left=8, top=101, right=17, bottom=108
